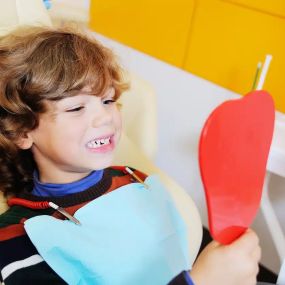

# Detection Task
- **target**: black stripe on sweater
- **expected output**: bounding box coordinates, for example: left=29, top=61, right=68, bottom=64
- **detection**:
left=4, top=260, right=67, bottom=285
left=0, top=235, right=38, bottom=269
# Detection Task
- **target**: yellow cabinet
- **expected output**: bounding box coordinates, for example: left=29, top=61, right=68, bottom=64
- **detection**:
left=89, top=0, right=195, bottom=67
left=224, top=0, right=285, bottom=18
left=90, top=0, right=285, bottom=112
left=184, top=0, right=285, bottom=112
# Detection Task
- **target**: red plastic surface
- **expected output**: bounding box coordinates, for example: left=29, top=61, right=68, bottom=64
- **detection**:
left=199, top=90, right=275, bottom=245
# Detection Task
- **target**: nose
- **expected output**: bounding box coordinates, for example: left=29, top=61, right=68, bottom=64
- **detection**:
left=91, top=102, right=113, bottom=128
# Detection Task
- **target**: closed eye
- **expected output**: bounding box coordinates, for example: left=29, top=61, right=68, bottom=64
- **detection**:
left=103, top=99, right=116, bottom=105
left=66, top=106, right=85, bottom=112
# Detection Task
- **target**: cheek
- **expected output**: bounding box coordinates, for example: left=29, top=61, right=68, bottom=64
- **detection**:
left=114, top=109, right=122, bottom=130
left=52, top=124, right=85, bottom=148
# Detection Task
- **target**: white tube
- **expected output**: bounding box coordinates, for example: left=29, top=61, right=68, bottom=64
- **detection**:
left=256, top=55, right=273, bottom=90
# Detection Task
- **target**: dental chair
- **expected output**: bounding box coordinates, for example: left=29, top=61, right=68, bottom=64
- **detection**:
left=0, top=0, right=203, bottom=268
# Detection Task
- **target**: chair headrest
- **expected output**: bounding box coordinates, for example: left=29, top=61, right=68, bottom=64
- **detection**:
left=0, top=0, right=52, bottom=37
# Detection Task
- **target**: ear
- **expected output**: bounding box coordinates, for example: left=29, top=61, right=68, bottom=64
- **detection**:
left=16, top=133, right=33, bottom=150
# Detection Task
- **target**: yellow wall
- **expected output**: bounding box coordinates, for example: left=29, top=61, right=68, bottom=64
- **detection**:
left=89, top=0, right=195, bottom=67
left=90, top=0, right=285, bottom=112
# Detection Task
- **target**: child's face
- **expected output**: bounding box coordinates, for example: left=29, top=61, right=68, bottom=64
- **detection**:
left=28, top=87, right=121, bottom=183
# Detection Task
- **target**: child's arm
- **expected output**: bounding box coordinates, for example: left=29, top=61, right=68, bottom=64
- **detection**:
left=189, top=229, right=261, bottom=285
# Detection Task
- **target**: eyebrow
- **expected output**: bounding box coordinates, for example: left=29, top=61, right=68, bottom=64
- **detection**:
left=102, top=87, right=116, bottom=97
left=55, top=94, right=87, bottom=107
left=53, top=86, right=115, bottom=109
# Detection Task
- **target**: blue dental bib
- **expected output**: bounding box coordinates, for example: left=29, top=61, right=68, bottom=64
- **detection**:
left=24, top=175, right=190, bottom=285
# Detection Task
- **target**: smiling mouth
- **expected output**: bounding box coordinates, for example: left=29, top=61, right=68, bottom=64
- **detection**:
left=86, top=136, right=112, bottom=149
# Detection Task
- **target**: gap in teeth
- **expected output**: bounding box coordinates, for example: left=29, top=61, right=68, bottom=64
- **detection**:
left=87, top=137, right=111, bottom=148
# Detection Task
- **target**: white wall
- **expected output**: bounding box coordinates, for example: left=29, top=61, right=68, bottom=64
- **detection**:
left=94, top=32, right=285, bottom=274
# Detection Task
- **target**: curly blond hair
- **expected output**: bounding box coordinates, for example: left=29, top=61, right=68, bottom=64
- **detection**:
left=0, top=26, right=128, bottom=195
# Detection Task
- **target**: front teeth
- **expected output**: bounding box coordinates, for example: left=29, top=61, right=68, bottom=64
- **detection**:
left=87, top=137, right=111, bottom=148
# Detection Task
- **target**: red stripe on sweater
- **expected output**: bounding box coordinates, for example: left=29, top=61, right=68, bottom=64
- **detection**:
left=0, top=224, right=25, bottom=241
left=0, top=168, right=148, bottom=241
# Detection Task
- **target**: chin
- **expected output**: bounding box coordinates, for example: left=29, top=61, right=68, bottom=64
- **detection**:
left=93, top=157, right=114, bottom=170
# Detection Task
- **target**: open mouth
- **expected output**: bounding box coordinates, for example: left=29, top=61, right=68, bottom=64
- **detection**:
left=86, top=136, right=112, bottom=149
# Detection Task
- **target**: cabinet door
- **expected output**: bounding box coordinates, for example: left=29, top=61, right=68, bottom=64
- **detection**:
left=225, top=0, right=285, bottom=18
left=184, top=0, right=285, bottom=112
left=89, top=0, right=195, bottom=67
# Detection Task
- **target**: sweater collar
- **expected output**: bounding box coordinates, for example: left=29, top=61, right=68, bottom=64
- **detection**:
left=17, top=169, right=113, bottom=208
left=32, top=170, right=104, bottom=197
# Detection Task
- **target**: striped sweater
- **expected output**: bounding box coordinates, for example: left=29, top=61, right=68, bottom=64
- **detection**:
left=0, top=166, right=192, bottom=285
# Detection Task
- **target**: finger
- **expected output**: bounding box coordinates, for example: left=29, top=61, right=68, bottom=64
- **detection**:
left=251, top=245, right=262, bottom=262
left=231, top=229, right=259, bottom=252
left=245, top=276, right=258, bottom=285
left=205, top=239, right=221, bottom=249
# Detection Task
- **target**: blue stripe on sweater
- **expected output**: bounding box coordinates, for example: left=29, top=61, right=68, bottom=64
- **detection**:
left=32, top=170, right=104, bottom=197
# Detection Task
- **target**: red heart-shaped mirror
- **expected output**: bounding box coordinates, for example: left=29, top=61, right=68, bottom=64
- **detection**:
left=199, top=90, right=275, bottom=244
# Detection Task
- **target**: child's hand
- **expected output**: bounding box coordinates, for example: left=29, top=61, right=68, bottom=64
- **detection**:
left=189, top=229, right=261, bottom=285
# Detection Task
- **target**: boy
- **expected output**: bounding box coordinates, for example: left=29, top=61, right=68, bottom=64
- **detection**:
left=0, top=27, right=260, bottom=285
